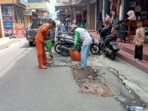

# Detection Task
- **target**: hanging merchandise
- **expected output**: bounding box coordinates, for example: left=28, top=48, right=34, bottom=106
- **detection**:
left=127, top=10, right=136, bottom=20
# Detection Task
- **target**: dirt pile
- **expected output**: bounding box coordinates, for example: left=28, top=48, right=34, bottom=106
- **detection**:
left=72, top=66, right=113, bottom=97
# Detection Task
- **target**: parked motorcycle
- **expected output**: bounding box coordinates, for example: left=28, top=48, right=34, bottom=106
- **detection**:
left=54, top=33, right=74, bottom=56
left=54, top=33, right=100, bottom=56
left=90, top=24, right=119, bottom=60
left=99, top=34, right=119, bottom=60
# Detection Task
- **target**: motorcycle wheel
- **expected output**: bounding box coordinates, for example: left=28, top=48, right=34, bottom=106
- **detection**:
left=110, top=51, right=116, bottom=60
left=60, top=48, right=70, bottom=56
left=54, top=43, right=62, bottom=54
left=90, top=43, right=100, bottom=55
left=60, top=44, right=71, bottom=56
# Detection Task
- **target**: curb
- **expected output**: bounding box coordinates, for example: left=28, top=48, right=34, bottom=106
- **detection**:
left=0, top=39, right=19, bottom=50
left=107, top=67, right=148, bottom=107
left=123, top=80, right=148, bottom=106
left=117, top=51, right=148, bottom=74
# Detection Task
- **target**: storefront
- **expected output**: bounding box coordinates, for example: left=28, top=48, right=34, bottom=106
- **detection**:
left=124, top=0, right=148, bottom=35
left=126, top=0, right=148, bottom=20
left=1, top=5, right=25, bottom=37
left=103, top=0, right=148, bottom=35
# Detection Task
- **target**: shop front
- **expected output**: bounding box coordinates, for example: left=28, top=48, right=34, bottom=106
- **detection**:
left=105, top=0, right=148, bottom=35
left=126, top=0, right=148, bottom=20
left=1, top=5, right=25, bottom=38
left=124, top=0, right=148, bottom=35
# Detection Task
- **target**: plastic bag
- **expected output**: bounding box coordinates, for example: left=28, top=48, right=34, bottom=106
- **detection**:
left=127, top=106, right=144, bottom=111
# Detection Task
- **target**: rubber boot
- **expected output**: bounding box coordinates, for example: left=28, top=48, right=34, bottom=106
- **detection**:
left=37, top=55, right=47, bottom=69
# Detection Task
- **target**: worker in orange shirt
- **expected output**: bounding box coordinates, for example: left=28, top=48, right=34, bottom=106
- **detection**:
left=35, top=21, right=56, bottom=69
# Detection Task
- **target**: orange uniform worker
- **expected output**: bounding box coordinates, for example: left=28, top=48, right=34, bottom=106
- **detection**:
left=35, top=21, right=56, bottom=69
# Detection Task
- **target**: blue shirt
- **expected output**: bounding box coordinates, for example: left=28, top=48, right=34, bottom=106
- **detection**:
left=60, top=23, right=66, bottom=33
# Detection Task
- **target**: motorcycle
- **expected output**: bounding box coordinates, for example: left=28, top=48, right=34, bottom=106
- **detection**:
left=54, top=33, right=100, bottom=56
left=99, top=34, right=119, bottom=60
left=90, top=24, right=119, bottom=60
left=54, top=33, right=75, bottom=56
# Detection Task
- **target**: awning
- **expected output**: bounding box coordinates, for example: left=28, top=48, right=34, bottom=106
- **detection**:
left=28, top=2, right=48, bottom=9
left=77, top=0, right=96, bottom=4
left=55, top=3, right=83, bottom=10
left=55, top=0, right=97, bottom=10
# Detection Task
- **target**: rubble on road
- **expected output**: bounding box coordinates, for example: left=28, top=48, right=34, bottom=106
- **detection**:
left=48, top=52, right=145, bottom=109
left=71, top=66, right=113, bottom=97
left=47, top=52, right=78, bottom=67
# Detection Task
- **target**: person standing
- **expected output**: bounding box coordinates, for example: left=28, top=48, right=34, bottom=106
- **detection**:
left=35, top=21, right=56, bottom=69
left=133, top=19, right=145, bottom=61
left=71, top=24, right=92, bottom=69
left=60, top=22, right=66, bottom=33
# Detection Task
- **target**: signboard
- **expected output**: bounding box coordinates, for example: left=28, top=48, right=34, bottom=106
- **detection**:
left=3, top=16, right=13, bottom=22
left=15, top=23, right=25, bottom=37
left=3, top=22, right=13, bottom=28
left=24, top=9, right=32, bottom=15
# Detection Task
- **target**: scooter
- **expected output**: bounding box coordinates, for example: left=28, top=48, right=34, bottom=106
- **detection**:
left=54, top=33, right=75, bottom=56
left=54, top=33, right=100, bottom=56
left=90, top=24, right=119, bottom=60
left=99, top=34, right=119, bottom=60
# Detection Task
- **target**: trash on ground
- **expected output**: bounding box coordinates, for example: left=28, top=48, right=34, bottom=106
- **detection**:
left=127, top=106, right=144, bottom=111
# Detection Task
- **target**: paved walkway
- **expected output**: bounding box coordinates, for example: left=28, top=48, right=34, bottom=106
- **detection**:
left=0, top=37, right=25, bottom=50
left=0, top=37, right=12, bottom=46
left=118, top=42, right=148, bottom=55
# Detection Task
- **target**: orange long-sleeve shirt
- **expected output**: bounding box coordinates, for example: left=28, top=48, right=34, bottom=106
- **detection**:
left=35, top=23, right=51, bottom=43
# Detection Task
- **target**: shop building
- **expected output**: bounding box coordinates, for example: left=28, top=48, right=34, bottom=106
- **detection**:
left=25, top=0, right=51, bottom=28
left=0, top=0, right=26, bottom=38
left=55, top=0, right=97, bottom=31
left=100, top=0, right=148, bottom=36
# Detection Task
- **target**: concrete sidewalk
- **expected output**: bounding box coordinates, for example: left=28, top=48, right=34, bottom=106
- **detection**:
left=0, top=37, right=12, bottom=45
left=89, top=54, right=148, bottom=108
left=0, top=37, right=21, bottom=50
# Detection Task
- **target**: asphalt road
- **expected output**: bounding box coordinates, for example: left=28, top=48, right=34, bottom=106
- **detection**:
left=0, top=42, right=125, bottom=111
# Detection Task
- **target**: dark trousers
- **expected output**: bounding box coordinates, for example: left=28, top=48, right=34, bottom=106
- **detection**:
left=134, top=45, right=143, bottom=60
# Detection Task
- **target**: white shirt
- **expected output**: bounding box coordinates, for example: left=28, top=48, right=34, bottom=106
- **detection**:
left=75, top=27, right=92, bottom=46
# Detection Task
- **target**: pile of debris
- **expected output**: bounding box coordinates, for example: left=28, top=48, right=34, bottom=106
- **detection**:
left=71, top=65, right=113, bottom=97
